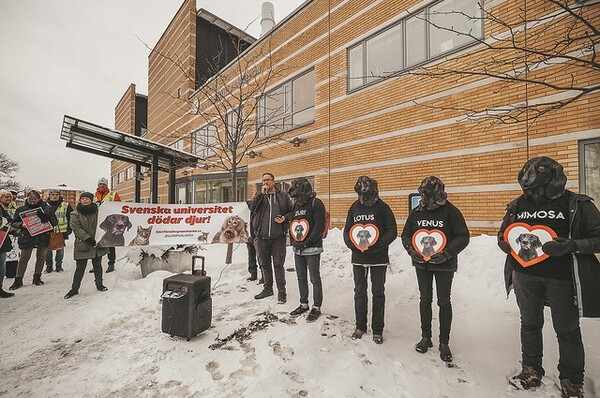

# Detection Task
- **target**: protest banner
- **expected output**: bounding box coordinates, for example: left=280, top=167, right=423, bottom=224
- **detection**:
left=95, top=201, right=250, bottom=247
left=20, top=208, right=53, bottom=236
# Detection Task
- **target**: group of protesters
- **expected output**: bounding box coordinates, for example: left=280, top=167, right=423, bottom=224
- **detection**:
left=0, top=177, right=120, bottom=300
left=247, top=156, right=598, bottom=398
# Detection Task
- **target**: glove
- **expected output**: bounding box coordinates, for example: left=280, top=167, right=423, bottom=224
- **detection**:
left=406, top=247, right=425, bottom=263
left=428, top=250, right=452, bottom=264
left=292, top=240, right=306, bottom=250
left=542, top=237, right=577, bottom=257
left=38, top=212, right=51, bottom=222
left=497, top=238, right=511, bottom=254
left=85, top=238, right=96, bottom=247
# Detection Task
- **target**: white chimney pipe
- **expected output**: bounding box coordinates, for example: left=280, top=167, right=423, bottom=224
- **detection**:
left=260, top=2, right=275, bottom=37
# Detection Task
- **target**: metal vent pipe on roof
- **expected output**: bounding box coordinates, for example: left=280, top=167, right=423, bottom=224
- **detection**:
left=260, top=2, right=275, bottom=37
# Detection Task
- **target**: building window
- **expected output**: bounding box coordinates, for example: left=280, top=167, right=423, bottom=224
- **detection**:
left=348, top=0, right=483, bottom=90
left=169, top=139, right=183, bottom=152
left=579, top=138, right=600, bottom=201
left=126, top=166, right=134, bottom=180
left=118, top=171, right=125, bottom=184
left=194, top=178, right=247, bottom=204
left=191, top=124, right=217, bottom=159
left=111, top=175, right=117, bottom=190
left=257, top=69, right=315, bottom=138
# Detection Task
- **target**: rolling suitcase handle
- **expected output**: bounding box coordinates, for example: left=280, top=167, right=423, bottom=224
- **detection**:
left=192, top=255, right=206, bottom=276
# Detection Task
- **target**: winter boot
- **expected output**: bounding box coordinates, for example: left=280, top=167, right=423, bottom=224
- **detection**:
left=254, top=290, right=273, bottom=300
left=44, top=265, right=53, bottom=273
left=0, top=289, right=15, bottom=298
left=55, top=263, right=64, bottom=272
left=509, top=364, right=543, bottom=390
left=97, top=285, right=108, bottom=292
left=9, top=277, right=23, bottom=290
left=351, top=329, right=366, bottom=340
left=277, top=292, right=287, bottom=304
left=306, top=307, right=321, bottom=322
left=64, top=289, right=78, bottom=299
left=290, top=304, right=309, bottom=316
left=106, top=263, right=115, bottom=273
left=439, top=344, right=453, bottom=362
left=246, top=271, right=257, bottom=282
left=560, top=379, right=583, bottom=398
left=416, top=337, right=433, bottom=353
left=32, top=274, right=44, bottom=286
left=373, top=334, right=384, bottom=345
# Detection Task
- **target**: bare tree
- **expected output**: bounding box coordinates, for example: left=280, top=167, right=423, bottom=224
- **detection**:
left=409, top=0, right=599, bottom=125
left=0, top=153, right=23, bottom=192
left=145, top=32, right=292, bottom=198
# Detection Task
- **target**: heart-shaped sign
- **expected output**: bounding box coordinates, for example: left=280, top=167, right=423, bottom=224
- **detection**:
left=411, top=229, right=447, bottom=261
left=503, top=222, right=557, bottom=267
left=350, top=224, right=379, bottom=252
left=290, top=219, right=310, bottom=241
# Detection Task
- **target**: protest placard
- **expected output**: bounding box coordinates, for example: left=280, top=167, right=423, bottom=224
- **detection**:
left=19, top=208, right=53, bottom=236
left=95, top=201, right=250, bottom=247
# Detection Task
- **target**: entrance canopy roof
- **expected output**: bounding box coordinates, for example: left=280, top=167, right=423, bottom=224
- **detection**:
left=60, top=115, right=203, bottom=172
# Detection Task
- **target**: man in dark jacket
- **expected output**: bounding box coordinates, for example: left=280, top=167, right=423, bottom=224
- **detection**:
left=498, top=156, right=600, bottom=398
left=44, top=189, right=73, bottom=273
left=248, top=173, right=293, bottom=304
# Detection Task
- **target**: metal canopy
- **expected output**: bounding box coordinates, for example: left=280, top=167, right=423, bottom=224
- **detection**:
left=61, top=115, right=202, bottom=172
left=60, top=115, right=204, bottom=203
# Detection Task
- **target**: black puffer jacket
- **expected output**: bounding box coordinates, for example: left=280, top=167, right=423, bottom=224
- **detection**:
left=499, top=191, right=600, bottom=317
left=11, top=201, right=57, bottom=250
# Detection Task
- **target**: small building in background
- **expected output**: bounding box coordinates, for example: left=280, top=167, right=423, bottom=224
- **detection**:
left=42, top=184, right=84, bottom=209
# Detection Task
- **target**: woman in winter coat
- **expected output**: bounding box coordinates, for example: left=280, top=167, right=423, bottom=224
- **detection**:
left=401, top=176, right=470, bottom=362
left=498, top=156, right=600, bottom=397
left=343, top=176, right=397, bottom=344
left=0, top=189, right=15, bottom=297
left=9, top=190, right=57, bottom=289
left=288, top=178, right=326, bottom=322
left=64, top=192, right=109, bottom=299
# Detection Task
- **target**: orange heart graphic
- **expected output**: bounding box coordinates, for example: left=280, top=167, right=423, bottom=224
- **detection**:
left=411, top=229, right=447, bottom=261
left=350, top=224, right=379, bottom=252
left=290, top=219, right=310, bottom=241
left=503, top=222, right=557, bottom=267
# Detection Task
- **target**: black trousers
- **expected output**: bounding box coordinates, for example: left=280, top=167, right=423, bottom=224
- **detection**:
left=353, top=265, right=387, bottom=335
left=294, top=253, right=323, bottom=307
left=415, top=268, right=454, bottom=344
left=71, top=256, right=103, bottom=291
left=513, top=271, right=584, bottom=384
left=254, top=236, right=287, bottom=295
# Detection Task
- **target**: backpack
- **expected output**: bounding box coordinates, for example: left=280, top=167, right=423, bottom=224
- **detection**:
left=312, top=197, right=330, bottom=239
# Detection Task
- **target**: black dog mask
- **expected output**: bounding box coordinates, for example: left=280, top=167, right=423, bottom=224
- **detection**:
left=354, top=176, right=379, bottom=207
left=417, top=176, right=447, bottom=211
left=288, top=177, right=314, bottom=206
left=518, top=156, right=566, bottom=204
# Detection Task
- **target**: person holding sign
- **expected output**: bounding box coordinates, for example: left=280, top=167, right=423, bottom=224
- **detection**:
left=44, top=189, right=73, bottom=273
left=0, top=190, right=15, bottom=297
left=498, top=157, right=600, bottom=397
left=401, top=176, right=469, bottom=362
left=64, top=192, right=109, bottom=299
left=9, top=190, right=56, bottom=290
left=343, top=176, right=397, bottom=345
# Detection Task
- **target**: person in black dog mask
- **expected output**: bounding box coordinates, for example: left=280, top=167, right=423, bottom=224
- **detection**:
left=343, top=176, right=397, bottom=344
left=498, top=156, right=600, bottom=397
left=401, top=176, right=470, bottom=362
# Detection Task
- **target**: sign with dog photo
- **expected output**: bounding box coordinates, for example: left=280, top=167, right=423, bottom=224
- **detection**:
left=503, top=222, right=558, bottom=267
left=411, top=229, right=447, bottom=261
left=349, top=224, right=379, bottom=252
left=94, top=201, right=250, bottom=247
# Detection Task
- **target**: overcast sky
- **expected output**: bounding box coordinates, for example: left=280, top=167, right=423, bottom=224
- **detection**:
left=0, top=0, right=305, bottom=191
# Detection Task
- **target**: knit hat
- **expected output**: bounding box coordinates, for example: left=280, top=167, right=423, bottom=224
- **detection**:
left=80, top=192, right=94, bottom=201
left=98, top=177, right=109, bottom=185
left=49, top=189, right=60, bottom=194
left=27, top=190, right=41, bottom=199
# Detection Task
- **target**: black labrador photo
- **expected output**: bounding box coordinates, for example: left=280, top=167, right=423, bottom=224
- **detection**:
left=420, top=235, right=438, bottom=257
left=357, top=229, right=372, bottom=250
left=97, top=214, right=133, bottom=247
left=294, top=223, right=305, bottom=241
left=516, top=232, right=542, bottom=261
left=354, top=175, right=379, bottom=207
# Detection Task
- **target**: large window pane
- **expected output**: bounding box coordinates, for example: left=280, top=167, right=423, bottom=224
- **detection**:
left=406, top=12, right=427, bottom=67
left=366, top=25, right=402, bottom=84
left=582, top=141, right=600, bottom=200
left=430, top=0, right=482, bottom=57
left=348, top=45, right=364, bottom=90
left=293, top=70, right=314, bottom=112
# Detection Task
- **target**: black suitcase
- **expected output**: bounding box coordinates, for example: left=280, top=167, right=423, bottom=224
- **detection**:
left=161, top=255, right=212, bottom=340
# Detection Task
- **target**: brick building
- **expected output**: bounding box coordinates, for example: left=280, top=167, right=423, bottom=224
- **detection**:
left=110, top=0, right=600, bottom=235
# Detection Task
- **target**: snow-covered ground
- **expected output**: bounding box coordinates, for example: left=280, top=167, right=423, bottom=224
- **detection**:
left=1, top=230, right=598, bottom=397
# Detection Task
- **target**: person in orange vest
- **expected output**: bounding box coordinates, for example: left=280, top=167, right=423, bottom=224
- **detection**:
left=94, top=177, right=121, bottom=273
